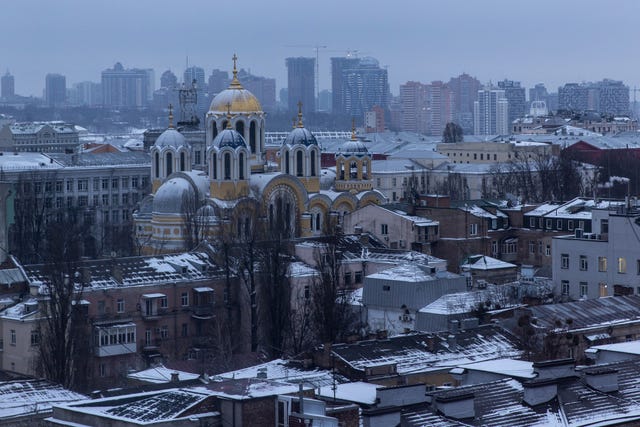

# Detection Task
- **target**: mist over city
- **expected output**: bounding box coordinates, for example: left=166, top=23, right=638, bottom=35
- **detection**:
left=1, top=1, right=640, bottom=426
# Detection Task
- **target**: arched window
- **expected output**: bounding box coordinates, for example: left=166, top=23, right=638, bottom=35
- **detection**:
left=316, top=213, right=321, bottom=231
left=350, top=161, right=357, bottom=179
left=212, top=153, right=217, bottom=179
left=166, top=152, right=173, bottom=176
left=249, top=121, right=257, bottom=154
left=180, top=152, right=186, bottom=171
left=235, top=121, right=244, bottom=138
left=296, top=150, right=303, bottom=177
left=285, top=151, right=290, bottom=174
left=362, top=160, right=368, bottom=179
left=310, top=150, right=317, bottom=176
left=212, top=122, right=218, bottom=139
left=224, top=153, right=231, bottom=180
left=154, top=152, right=159, bottom=178
left=239, top=152, right=245, bottom=179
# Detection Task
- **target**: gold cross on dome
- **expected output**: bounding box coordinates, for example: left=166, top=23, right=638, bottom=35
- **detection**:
left=232, top=53, right=238, bottom=72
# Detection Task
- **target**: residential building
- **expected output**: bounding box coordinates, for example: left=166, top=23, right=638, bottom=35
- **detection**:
left=436, top=139, right=558, bottom=164
left=331, top=56, right=360, bottom=114
left=343, top=203, right=439, bottom=253
left=207, top=69, right=230, bottom=95
left=552, top=201, right=640, bottom=299
left=460, top=254, right=518, bottom=285
left=559, top=80, right=629, bottom=115
left=45, top=73, right=66, bottom=107
left=448, top=73, right=481, bottom=134
left=237, top=69, right=276, bottom=112
left=400, top=81, right=427, bottom=133
left=160, top=69, right=178, bottom=89
left=70, top=81, right=102, bottom=106
left=364, top=105, right=385, bottom=132
left=341, top=57, right=388, bottom=117
left=474, top=86, right=509, bottom=135
left=497, top=79, right=526, bottom=124
left=286, top=57, right=315, bottom=114
left=101, top=62, right=150, bottom=108
left=425, top=80, right=454, bottom=136
left=1, top=71, right=14, bottom=100
left=0, top=121, right=80, bottom=152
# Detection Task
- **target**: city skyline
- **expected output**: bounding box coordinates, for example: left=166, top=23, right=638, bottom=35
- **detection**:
left=2, top=0, right=640, bottom=97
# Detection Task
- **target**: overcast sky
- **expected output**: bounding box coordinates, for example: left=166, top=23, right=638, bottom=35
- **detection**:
left=3, top=0, right=640, bottom=97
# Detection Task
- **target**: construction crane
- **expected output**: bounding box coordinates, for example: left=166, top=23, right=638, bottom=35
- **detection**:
left=285, top=44, right=327, bottom=111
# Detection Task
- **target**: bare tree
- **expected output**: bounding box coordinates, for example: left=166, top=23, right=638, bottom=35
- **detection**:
left=37, top=212, right=90, bottom=391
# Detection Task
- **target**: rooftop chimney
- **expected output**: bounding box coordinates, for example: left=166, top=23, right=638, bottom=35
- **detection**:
left=583, top=366, right=619, bottom=393
left=435, top=390, right=475, bottom=419
left=523, top=378, right=557, bottom=406
left=170, top=372, right=179, bottom=383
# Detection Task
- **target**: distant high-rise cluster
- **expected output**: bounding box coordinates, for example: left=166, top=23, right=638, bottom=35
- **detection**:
left=399, top=81, right=453, bottom=136
left=558, top=79, right=629, bottom=115
left=447, top=73, right=481, bottom=134
left=497, top=79, right=526, bottom=125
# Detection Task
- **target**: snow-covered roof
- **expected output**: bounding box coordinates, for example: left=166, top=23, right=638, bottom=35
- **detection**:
left=317, top=382, right=381, bottom=405
left=330, top=325, right=522, bottom=375
left=0, top=379, right=85, bottom=419
left=458, top=358, right=535, bottom=379
left=197, top=378, right=309, bottom=400
left=460, top=255, right=516, bottom=271
left=217, top=359, right=339, bottom=388
left=127, top=364, right=200, bottom=384
left=590, top=340, right=640, bottom=355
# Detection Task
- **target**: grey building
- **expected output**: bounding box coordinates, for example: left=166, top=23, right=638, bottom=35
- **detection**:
left=331, top=56, right=360, bottom=114
left=558, top=80, right=628, bottom=115
left=1, top=71, right=14, bottom=100
left=498, top=79, right=526, bottom=124
left=448, top=73, right=481, bottom=134
left=0, top=121, right=80, bottom=152
left=342, top=57, right=388, bottom=118
left=286, top=57, right=315, bottom=114
left=45, top=73, right=66, bottom=107
left=101, top=62, right=150, bottom=108
left=474, top=86, right=509, bottom=135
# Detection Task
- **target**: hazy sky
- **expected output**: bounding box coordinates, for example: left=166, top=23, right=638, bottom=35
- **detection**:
left=3, top=0, right=640, bottom=97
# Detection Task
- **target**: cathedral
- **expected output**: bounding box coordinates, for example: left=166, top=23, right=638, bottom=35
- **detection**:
left=134, top=55, right=385, bottom=254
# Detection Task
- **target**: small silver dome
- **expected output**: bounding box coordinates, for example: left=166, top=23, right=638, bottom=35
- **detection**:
left=154, top=128, right=188, bottom=150
left=337, top=139, right=368, bottom=156
left=284, top=127, right=318, bottom=147
left=213, top=129, right=247, bottom=149
left=153, top=177, right=196, bottom=214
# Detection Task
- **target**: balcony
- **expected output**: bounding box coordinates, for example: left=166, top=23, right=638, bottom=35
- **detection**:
left=191, top=304, right=215, bottom=319
left=96, top=342, right=137, bottom=357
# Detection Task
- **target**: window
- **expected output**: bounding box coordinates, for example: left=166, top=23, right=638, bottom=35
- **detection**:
left=304, top=285, right=310, bottom=299
left=561, top=280, right=570, bottom=295
left=491, top=240, right=498, bottom=255
left=578, top=220, right=585, bottom=230
left=77, top=179, right=88, bottom=191
left=545, top=245, right=551, bottom=256
left=382, top=285, right=391, bottom=291
left=30, top=330, right=39, bottom=346
left=195, top=150, right=201, bottom=165
left=392, top=178, right=397, bottom=186
left=98, top=300, right=105, bottom=315
left=55, top=181, right=63, bottom=192
left=561, top=254, right=569, bottom=269
left=601, top=219, right=609, bottom=233
left=78, top=196, right=88, bottom=207
left=132, top=177, right=139, bottom=188
left=181, top=292, right=189, bottom=306
left=528, top=240, right=535, bottom=254
left=10, top=329, right=16, bottom=345
left=546, top=219, right=552, bottom=229
left=102, top=194, right=109, bottom=206
left=637, top=259, right=640, bottom=275
left=381, top=224, right=388, bottom=235
left=99, top=363, right=106, bottom=377
left=529, top=217, right=535, bottom=227
left=112, top=178, right=119, bottom=189
left=66, top=179, right=73, bottom=191
left=117, top=299, right=125, bottom=313
left=344, top=272, right=352, bottom=286
left=599, top=282, right=608, bottom=297
left=579, top=255, right=588, bottom=271
left=568, top=220, right=574, bottom=231
left=557, top=220, right=562, bottom=230
left=618, top=257, right=627, bottom=274
left=160, top=296, right=168, bottom=308
left=598, top=256, right=607, bottom=272
left=112, top=194, right=118, bottom=206
left=102, top=178, right=109, bottom=190
left=93, top=178, right=99, bottom=191
left=160, top=326, right=169, bottom=339
left=355, top=271, right=363, bottom=284
left=181, top=323, right=188, bottom=337
left=580, top=282, right=588, bottom=298
left=469, top=223, right=478, bottom=236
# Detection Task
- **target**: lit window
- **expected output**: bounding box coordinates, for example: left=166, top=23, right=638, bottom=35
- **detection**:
left=618, top=257, right=627, bottom=274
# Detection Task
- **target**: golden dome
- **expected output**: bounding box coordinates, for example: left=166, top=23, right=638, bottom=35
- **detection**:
left=209, top=54, right=263, bottom=113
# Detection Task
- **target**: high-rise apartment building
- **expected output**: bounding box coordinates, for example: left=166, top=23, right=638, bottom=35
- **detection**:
left=286, top=57, right=315, bottom=114
left=341, top=57, right=388, bottom=118
left=558, top=80, right=629, bottom=115
left=474, top=86, right=509, bottom=135
left=45, top=73, right=66, bottom=107
left=400, top=81, right=427, bottom=133
left=529, top=83, right=548, bottom=103
left=71, top=81, right=102, bottom=106
left=331, top=56, right=360, bottom=114
left=160, top=70, right=178, bottom=89
left=184, top=66, right=206, bottom=91
left=425, top=81, right=454, bottom=136
left=101, top=63, right=150, bottom=108
left=1, top=72, right=14, bottom=100
left=448, top=73, right=481, bottom=134
left=497, top=79, right=526, bottom=124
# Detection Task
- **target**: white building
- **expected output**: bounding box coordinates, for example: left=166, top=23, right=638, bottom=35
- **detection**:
left=552, top=202, right=640, bottom=300
left=474, top=87, right=509, bottom=135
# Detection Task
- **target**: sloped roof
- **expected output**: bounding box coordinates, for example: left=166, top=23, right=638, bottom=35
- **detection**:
left=527, top=295, right=640, bottom=331
left=330, top=325, right=522, bottom=375
left=0, top=379, right=85, bottom=419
